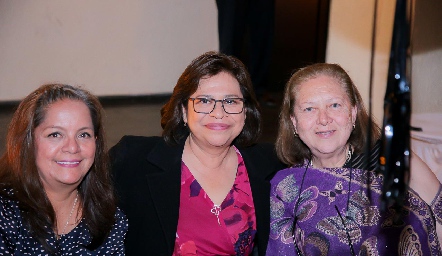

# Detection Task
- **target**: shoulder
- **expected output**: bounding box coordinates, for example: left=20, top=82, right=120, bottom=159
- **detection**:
left=113, top=207, right=129, bottom=234
left=239, top=142, right=275, bottom=154
left=0, top=188, right=18, bottom=209
left=109, top=136, right=166, bottom=163
left=238, top=143, right=280, bottom=163
left=110, top=136, right=164, bottom=154
left=409, top=152, right=441, bottom=204
left=80, top=207, right=128, bottom=254
left=0, top=190, right=22, bottom=233
left=351, top=140, right=381, bottom=170
left=270, top=166, right=301, bottom=184
left=237, top=143, right=286, bottom=176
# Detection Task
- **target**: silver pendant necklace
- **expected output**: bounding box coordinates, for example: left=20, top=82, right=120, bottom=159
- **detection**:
left=56, top=190, right=79, bottom=240
left=211, top=205, right=222, bottom=225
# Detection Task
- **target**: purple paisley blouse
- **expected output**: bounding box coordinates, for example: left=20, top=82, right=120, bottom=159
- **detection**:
left=266, top=163, right=442, bottom=256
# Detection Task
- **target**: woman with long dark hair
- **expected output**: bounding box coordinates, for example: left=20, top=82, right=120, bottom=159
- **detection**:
left=0, top=84, right=127, bottom=254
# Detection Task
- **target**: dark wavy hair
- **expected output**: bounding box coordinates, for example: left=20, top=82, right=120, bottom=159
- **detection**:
left=276, top=63, right=381, bottom=165
left=161, top=51, right=261, bottom=147
left=0, top=84, right=115, bottom=252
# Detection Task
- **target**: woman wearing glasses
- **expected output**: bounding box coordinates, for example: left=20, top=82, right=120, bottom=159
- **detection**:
left=110, top=51, right=284, bottom=255
left=266, top=63, right=442, bottom=255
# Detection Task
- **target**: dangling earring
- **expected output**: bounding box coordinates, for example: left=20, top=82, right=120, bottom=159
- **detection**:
left=294, top=127, right=299, bottom=137
left=352, top=123, right=356, bottom=130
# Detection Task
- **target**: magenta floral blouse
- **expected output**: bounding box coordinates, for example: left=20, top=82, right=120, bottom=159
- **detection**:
left=173, top=147, right=257, bottom=256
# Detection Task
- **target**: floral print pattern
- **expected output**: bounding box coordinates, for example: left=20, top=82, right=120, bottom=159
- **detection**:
left=174, top=147, right=256, bottom=256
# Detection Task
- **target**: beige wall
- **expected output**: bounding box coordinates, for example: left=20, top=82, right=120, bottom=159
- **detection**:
left=411, top=0, right=442, bottom=114
left=1, top=0, right=440, bottom=116
left=327, top=0, right=442, bottom=125
left=326, top=0, right=395, bottom=124
left=0, top=0, right=218, bottom=101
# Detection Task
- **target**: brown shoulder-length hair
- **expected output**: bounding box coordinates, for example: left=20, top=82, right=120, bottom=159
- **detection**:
left=0, top=84, right=115, bottom=252
left=276, top=63, right=381, bottom=166
left=161, top=51, right=261, bottom=147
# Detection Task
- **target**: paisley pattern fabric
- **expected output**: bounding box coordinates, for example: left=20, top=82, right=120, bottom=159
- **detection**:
left=174, top=147, right=256, bottom=256
left=266, top=162, right=442, bottom=256
left=431, top=184, right=442, bottom=225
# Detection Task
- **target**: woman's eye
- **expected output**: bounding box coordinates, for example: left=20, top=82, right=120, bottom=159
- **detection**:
left=48, top=132, right=61, bottom=138
left=304, top=107, right=313, bottom=112
left=331, top=103, right=341, bottom=108
left=223, top=98, right=237, bottom=105
left=197, top=98, right=212, bottom=104
left=79, top=132, right=92, bottom=138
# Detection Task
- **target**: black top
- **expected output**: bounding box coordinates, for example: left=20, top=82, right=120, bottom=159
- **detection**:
left=0, top=189, right=128, bottom=255
left=344, top=140, right=381, bottom=170
left=110, top=136, right=285, bottom=256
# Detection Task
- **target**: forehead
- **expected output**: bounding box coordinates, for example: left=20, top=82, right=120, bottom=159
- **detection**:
left=295, top=75, right=348, bottom=101
left=193, top=72, right=242, bottom=97
left=40, top=99, right=91, bottom=123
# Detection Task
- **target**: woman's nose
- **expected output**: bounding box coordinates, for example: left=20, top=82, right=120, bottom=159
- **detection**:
left=317, top=109, right=332, bottom=125
left=62, top=137, right=80, bottom=153
left=209, top=101, right=226, bottom=119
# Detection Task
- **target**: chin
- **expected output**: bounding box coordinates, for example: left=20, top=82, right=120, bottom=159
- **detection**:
left=208, top=139, right=233, bottom=148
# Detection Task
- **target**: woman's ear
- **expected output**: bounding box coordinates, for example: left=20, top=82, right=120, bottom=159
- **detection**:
left=290, top=115, right=297, bottom=127
left=290, top=115, right=298, bottom=134
left=182, top=104, right=188, bottom=124
left=351, top=105, right=358, bottom=124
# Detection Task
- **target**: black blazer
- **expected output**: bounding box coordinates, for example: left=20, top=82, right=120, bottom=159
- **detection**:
left=110, top=136, right=285, bottom=255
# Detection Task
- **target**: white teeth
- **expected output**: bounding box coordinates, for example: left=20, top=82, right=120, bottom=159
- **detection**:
left=57, top=161, right=80, bottom=164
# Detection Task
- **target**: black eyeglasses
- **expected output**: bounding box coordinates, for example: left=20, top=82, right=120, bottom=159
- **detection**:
left=188, top=97, right=245, bottom=114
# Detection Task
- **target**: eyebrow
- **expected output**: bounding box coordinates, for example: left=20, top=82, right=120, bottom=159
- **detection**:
left=193, top=94, right=242, bottom=99
left=43, top=125, right=94, bottom=131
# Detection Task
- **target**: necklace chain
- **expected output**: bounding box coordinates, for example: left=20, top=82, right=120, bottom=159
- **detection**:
left=295, top=145, right=355, bottom=255
left=57, top=190, right=79, bottom=239
left=186, top=137, right=233, bottom=226
left=310, top=145, right=353, bottom=168
left=187, top=138, right=227, bottom=170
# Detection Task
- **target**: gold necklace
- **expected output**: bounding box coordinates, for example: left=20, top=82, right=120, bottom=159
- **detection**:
left=56, top=190, right=79, bottom=239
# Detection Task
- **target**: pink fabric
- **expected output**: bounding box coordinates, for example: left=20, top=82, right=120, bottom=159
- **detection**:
left=173, top=148, right=257, bottom=256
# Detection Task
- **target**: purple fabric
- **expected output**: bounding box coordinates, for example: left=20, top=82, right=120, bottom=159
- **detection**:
left=266, top=164, right=442, bottom=256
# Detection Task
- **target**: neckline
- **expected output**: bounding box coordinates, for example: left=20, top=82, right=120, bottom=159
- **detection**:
left=310, top=144, right=353, bottom=169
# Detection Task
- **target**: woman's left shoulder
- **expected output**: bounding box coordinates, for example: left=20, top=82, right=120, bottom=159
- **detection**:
left=237, top=143, right=277, bottom=158
left=237, top=143, right=286, bottom=177
left=114, top=207, right=128, bottom=229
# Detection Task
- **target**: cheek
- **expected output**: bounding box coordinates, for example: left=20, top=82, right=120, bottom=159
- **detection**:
left=185, top=111, right=201, bottom=127
left=35, top=140, right=56, bottom=161
left=82, top=142, right=97, bottom=159
left=34, top=143, right=56, bottom=177
left=295, top=116, right=314, bottom=130
left=331, top=109, right=353, bottom=126
left=236, top=113, right=246, bottom=127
